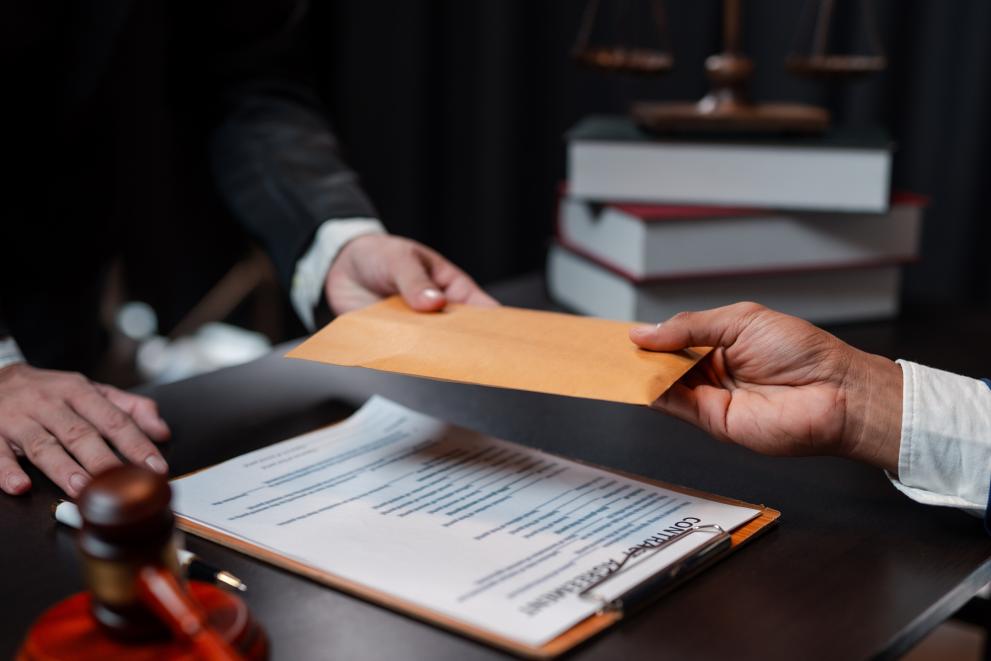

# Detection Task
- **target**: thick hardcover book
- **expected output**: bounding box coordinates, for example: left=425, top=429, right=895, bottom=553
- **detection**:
left=547, top=242, right=903, bottom=325
left=557, top=192, right=925, bottom=280
left=567, top=115, right=893, bottom=212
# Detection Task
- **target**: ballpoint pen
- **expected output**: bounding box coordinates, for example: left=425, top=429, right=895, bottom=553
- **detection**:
left=52, top=499, right=247, bottom=592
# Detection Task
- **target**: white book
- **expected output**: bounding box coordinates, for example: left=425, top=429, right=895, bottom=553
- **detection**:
left=547, top=243, right=902, bottom=325
left=567, top=116, right=893, bottom=212
left=557, top=194, right=924, bottom=280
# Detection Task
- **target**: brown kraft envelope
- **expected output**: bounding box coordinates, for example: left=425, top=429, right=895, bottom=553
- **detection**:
left=286, top=297, right=710, bottom=406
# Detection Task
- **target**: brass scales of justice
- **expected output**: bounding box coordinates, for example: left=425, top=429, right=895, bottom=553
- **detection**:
left=573, top=0, right=887, bottom=133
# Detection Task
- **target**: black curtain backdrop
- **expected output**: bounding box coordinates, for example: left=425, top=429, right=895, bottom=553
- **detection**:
left=305, top=0, right=991, bottom=305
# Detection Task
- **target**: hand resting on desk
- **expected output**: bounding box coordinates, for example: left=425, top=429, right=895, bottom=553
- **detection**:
left=0, top=364, right=170, bottom=497
left=630, top=302, right=903, bottom=474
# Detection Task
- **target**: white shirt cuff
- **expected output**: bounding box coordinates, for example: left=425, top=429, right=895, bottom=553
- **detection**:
left=887, top=360, right=991, bottom=514
left=0, top=337, right=25, bottom=370
left=290, top=218, right=386, bottom=330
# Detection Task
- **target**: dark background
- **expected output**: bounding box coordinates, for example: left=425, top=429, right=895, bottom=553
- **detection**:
left=309, top=0, right=991, bottom=306
left=7, top=0, right=991, bottom=346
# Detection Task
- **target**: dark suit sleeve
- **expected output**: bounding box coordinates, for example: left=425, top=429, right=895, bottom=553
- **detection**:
left=200, top=0, right=379, bottom=291
left=210, top=81, right=379, bottom=290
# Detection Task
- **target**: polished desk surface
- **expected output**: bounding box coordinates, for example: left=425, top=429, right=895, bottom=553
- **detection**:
left=4, top=274, right=991, bottom=660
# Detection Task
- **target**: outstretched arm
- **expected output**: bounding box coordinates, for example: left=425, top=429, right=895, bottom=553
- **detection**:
left=630, top=302, right=903, bottom=472
left=631, top=302, right=991, bottom=516
left=206, top=3, right=494, bottom=325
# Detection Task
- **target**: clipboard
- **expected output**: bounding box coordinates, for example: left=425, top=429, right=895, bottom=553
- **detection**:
left=175, top=453, right=779, bottom=659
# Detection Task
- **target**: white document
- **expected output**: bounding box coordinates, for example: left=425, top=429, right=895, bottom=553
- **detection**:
left=172, top=397, right=760, bottom=647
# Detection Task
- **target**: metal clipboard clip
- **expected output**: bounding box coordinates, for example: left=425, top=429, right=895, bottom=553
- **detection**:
left=578, top=523, right=731, bottom=614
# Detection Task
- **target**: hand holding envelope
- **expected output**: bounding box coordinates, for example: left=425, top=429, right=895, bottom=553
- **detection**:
left=287, top=297, right=709, bottom=405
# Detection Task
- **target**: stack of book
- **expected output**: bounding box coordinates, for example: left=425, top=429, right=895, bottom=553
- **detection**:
left=548, top=116, right=925, bottom=324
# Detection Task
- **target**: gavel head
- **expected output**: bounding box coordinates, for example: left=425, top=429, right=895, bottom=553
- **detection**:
left=21, top=465, right=264, bottom=660
left=77, top=465, right=182, bottom=640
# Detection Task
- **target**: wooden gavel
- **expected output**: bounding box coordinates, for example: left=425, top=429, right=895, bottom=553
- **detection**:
left=19, top=466, right=267, bottom=660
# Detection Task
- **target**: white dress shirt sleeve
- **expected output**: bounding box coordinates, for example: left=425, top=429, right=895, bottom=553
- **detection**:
left=887, top=360, right=991, bottom=515
left=289, top=218, right=386, bottom=331
left=0, top=337, right=25, bottom=370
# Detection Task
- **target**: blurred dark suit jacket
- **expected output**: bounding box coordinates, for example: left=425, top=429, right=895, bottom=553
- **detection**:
left=0, top=0, right=376, bottom=372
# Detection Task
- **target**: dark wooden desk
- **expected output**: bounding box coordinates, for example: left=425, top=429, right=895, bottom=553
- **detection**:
left=4, top=274, right=991, bottom=660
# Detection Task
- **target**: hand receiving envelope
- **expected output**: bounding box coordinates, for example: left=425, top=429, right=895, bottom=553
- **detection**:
left=286, top=297, right=710, bottom=406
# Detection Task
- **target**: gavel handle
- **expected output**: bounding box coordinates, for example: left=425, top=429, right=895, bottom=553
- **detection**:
left=137, top=566, right=244, bottom=661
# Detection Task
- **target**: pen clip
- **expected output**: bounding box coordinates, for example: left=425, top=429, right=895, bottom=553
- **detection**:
left=578, top=523, right=730, bottom=614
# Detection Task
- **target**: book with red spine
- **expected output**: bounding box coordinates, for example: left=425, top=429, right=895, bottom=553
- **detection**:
left=555, top=192, right=926, bottom=282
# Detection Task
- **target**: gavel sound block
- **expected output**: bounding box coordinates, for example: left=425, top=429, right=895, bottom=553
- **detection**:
left=18, top=466, right=267, bottom=660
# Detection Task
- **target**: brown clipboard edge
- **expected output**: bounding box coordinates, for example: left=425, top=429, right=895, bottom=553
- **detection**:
left=174, top=423, right=780, bottom=659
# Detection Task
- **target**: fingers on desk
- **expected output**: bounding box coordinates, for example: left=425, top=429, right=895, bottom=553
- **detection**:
left=37, top=403, right=123, bottom=476
left=0, top=440, right=30, bottom=495
left=71, top=386, right=169, bottom=475
left=96, top=385, right=171, bottom=442
left=10, top=420, right=90, bottom=498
